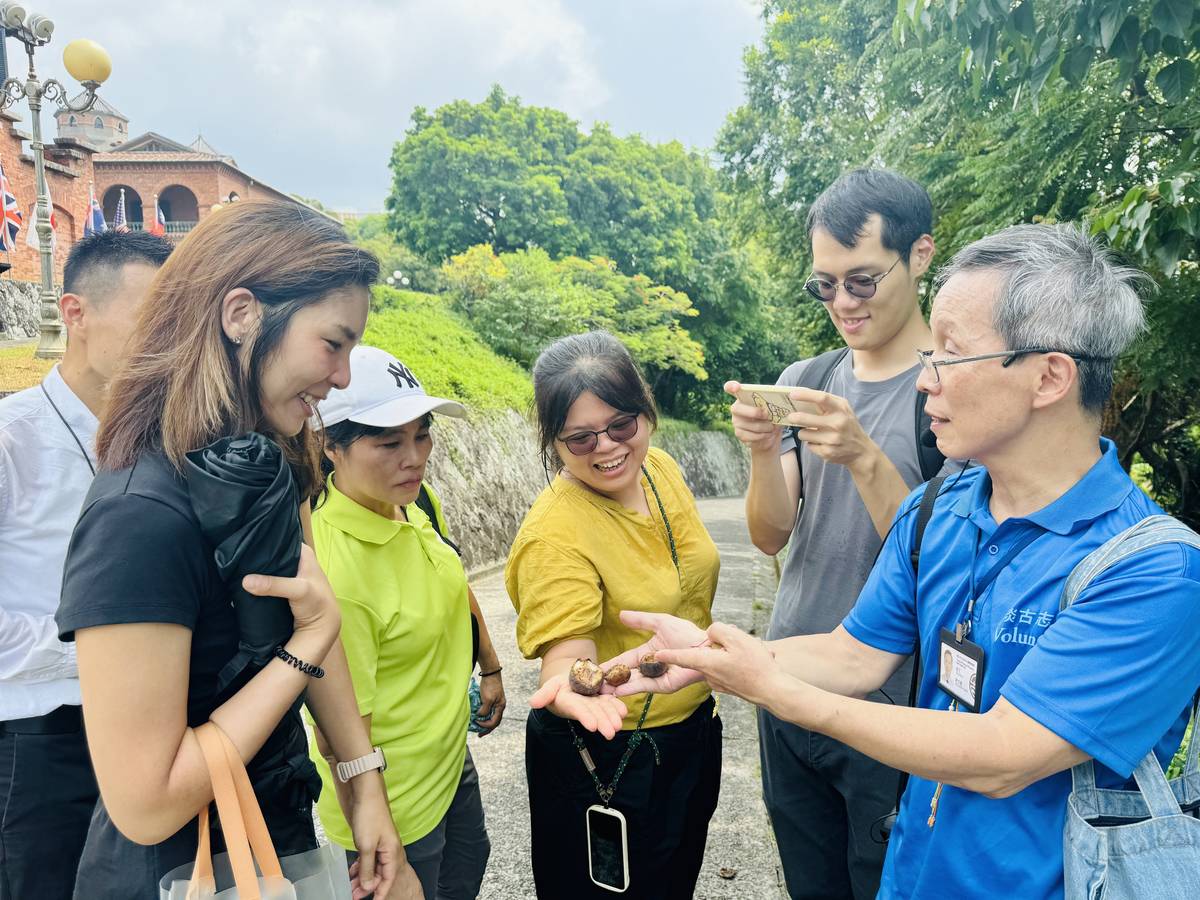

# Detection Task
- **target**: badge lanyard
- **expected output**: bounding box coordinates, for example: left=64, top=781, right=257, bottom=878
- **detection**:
left=567, top=464, right=679, bottom=807
left=928, top=526, right=1046, bottom=828
left=40, top=384, right=96, bottom=477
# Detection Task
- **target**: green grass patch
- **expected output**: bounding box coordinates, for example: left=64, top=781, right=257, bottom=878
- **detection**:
left=363, top=287, right=533, bottom=413
left=0, top=343, right=53, bottom=393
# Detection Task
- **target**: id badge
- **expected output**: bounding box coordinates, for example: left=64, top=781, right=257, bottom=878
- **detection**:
left=937, top=627, right=987, bottom=712
left=586, top=804, right=630, bottom=893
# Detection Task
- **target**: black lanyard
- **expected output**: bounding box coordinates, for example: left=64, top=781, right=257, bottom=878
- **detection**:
left=956, top=526, right=1046, bottom=641
left=568, top=464, right=679, bottom=806
left=40, top=384, right=96, bottom=477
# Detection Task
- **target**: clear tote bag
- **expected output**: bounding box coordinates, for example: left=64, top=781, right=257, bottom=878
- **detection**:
left=159, top=721, right=352, bottom=900
left=1061, top=516, right=1200, bottom=900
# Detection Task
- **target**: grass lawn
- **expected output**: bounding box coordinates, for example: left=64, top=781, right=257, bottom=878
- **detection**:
left=0, top=343, right=52, bottom=393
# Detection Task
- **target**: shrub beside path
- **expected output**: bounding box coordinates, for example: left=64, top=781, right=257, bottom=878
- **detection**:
left=469, top=496, right=787, bottom=899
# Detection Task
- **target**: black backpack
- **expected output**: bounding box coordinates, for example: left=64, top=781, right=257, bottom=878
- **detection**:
left=787, top=346, right=944, bottom=484
left=414, top=483, right=479, bottom=668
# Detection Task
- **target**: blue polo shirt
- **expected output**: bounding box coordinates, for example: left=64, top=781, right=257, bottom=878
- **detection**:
left=843, top=439, right=1200, bottom=900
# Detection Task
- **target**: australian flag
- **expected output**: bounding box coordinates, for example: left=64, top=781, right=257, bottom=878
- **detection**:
left=83, top=183, right=106, bottom=237
left=0, top=156, right=22, bottom=252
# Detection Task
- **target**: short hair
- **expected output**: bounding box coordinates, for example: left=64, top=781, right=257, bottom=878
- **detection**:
left=934, top=223, right=1150, bottom=413
left=531, top=331, right=657, bottom=474
left=806, top=168, right=933, bottom=262
left=63, top=230, right=175, bottom=299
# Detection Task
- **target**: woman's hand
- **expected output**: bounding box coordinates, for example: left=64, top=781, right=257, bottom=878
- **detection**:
left=475, top=672, right=507, bottom=735
left=242, top=543, right=341, bottom=644
left=601, top=610, right=711, bottom=697
left=345, top=776, right=412, bottom=899
left=529, top=673, right=628, bottom=740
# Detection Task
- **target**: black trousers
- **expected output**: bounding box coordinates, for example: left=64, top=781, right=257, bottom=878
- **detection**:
left=526, top=697, right=722, bottom=900
left=0, top=708, right=99, bottom=900
left=758, top=709, right=899, bottom=900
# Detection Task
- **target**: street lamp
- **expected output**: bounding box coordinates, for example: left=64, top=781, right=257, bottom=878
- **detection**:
left=0, top=3, right=111, bottom=359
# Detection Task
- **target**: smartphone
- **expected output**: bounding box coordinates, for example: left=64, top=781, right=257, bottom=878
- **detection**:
left=735, top=384, right=822, bottom=425
left=586, top=804, right=630, bottom=893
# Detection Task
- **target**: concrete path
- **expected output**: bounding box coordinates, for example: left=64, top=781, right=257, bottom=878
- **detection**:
left=468, top=497, right=787, bottom=900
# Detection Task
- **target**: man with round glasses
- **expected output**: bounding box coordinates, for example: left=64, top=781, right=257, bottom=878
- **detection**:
left=725, top=168, right=943, bottom=900
left=617, top=223, right=1200, bottom=900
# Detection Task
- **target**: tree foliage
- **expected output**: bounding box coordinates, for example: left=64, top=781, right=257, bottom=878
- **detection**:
left=441, top=245, right=707, bottom=386
left=720, top=0, right=1200, bottom=524
left=387, top=86, right=796, bottom=421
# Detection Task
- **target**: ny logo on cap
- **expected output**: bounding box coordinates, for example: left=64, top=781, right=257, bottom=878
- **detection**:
left=388, top=362, right=420, bottom=390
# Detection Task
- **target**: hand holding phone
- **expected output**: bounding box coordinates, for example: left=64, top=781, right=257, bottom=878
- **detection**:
left=734, top=384, right=823, bottom=425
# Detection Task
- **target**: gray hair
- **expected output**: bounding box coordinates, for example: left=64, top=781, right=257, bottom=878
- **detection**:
left=935, top=223, right=1150, bottom=413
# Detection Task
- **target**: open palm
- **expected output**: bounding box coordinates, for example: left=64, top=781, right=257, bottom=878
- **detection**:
left=600, top=610, right=711, bottom=697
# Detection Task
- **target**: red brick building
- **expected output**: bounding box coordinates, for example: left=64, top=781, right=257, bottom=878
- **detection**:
left=0, top=109, right=95, bottom=283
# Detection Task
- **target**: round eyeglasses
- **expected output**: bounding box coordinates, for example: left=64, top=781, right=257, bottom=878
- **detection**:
left=558, top=414, right=639, bottom=456
left=804, top=257, right=903, bottom=303
left=916, top=348, right=1108, bottom=384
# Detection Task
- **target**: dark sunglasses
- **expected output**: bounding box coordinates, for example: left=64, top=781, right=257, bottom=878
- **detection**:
left=558, top=414, right=639, bottom=456
left=804, top=257, right=903, bottom=303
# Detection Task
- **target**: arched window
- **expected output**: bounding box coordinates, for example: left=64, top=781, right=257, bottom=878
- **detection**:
left=68, top=115, right=76, bottom=126
left=94, top=116, right=103, bottom=129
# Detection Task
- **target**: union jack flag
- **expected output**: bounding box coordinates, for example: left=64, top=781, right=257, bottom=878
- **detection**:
left=0, top=156, right=22, bottom=252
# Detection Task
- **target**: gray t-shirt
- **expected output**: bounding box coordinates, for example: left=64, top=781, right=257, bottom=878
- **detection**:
left=769, top=351, right=928, bottom=703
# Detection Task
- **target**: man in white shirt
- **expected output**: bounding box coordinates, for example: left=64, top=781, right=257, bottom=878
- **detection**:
left=0, top=230, right=173, bottom=900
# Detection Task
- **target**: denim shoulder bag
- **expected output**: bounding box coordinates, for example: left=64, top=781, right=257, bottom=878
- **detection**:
left=1062, top=515, right=1200, bottom=900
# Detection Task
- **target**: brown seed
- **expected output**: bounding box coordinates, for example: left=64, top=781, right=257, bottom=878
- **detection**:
left=568, top=658, right=604, bottom=696
left=639, top=652, right=668, bottom=678
left=604, top=664, right=631, bottom=687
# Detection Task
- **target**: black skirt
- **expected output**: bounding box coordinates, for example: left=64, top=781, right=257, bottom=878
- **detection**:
left=525, top=696, right=722, bottom=899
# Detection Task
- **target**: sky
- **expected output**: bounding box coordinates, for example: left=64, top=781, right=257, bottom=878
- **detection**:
left=18, top=1, right=764, bottom=213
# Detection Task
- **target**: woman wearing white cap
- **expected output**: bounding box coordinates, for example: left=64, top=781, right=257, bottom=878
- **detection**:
left=309, top=344, right=501, bottom=899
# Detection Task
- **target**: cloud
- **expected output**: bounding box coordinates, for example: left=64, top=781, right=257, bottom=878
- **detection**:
left=30, top=0, right=608, bottom=208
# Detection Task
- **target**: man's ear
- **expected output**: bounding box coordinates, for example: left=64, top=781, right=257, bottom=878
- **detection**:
left=60, top=292, right=86, bottom=337
left=220, top=288, right=261, bottom=344
left=1031, top=352, right=1079, bottom=411
left=908, top=234, right=936, bottom=280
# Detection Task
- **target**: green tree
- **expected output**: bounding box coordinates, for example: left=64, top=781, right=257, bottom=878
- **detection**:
left=388, top=87, right=800, bottom=421
left=719, top=0, right=1200, bottom=524
left=441, top=244, right=707, bottom=384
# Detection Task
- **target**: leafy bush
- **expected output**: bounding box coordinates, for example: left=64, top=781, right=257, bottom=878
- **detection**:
left=441, top=244, right=707, bottom=383
left=362, top=287, right=532, bottom=413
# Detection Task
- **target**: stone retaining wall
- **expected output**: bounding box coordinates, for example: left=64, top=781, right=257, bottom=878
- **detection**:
left=0, top=281, right=40, bottom=340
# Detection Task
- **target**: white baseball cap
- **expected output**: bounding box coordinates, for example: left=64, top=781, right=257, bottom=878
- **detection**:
left=312, top=345, right=467, bottom=430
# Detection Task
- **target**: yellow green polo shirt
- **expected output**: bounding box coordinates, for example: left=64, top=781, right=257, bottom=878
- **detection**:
left=505, top=447, right=718, bottom=729
left=308, top=478, right=470, bottom=846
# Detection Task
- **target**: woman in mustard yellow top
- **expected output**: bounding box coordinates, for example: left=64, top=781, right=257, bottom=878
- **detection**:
left=506, top=331, right=723, bottom=898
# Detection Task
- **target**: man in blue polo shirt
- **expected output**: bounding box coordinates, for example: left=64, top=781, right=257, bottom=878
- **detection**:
left=610, top=223, right=1200, bottom=898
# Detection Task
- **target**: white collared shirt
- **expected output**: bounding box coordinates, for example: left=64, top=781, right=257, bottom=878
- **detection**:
left=0, top=365, right=98, bottom=719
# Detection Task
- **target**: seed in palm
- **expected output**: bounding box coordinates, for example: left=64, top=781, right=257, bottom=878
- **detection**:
left=568, top=658, right=604, bottom=695
left=638, top=652, right=668, bottom=678
left=603, top=664, right=631, bottom=686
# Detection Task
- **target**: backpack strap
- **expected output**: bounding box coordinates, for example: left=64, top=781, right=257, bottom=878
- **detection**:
left=1062, top=515, right=1200, bottom=813
left=415, top=483, right=461, bottom=557
left=914, top=391, right=946, bottom=481
left=891, top=474, right=948, bottom=809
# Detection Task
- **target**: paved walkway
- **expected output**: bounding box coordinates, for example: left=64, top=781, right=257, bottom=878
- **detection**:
left=468, top=497, right=787, bottom=899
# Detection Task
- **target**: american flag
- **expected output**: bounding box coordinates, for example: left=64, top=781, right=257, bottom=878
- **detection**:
left=83, top=183, right=107, bottom=237
left=112, top=188, right=129, bottom=233
left=0, top=156, right=21, bottom=252
left=147, top=194, right=165, bottom=236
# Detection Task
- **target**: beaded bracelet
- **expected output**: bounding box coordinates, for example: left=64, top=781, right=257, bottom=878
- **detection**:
left=274, top=644, right=325, bottom=679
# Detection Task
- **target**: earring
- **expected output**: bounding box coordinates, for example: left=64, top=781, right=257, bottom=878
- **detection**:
left=232, top=335, right=243, bottom=345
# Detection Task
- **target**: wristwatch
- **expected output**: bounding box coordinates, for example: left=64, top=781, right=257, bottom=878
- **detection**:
left=336, top=747, right=387, bottom=783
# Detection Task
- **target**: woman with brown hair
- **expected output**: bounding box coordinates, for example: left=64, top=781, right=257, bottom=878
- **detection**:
left=54, top=201, right=420, bottom=899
